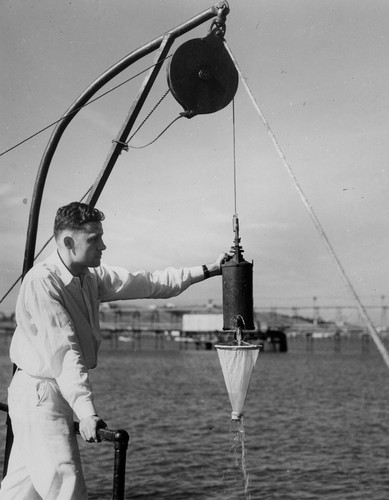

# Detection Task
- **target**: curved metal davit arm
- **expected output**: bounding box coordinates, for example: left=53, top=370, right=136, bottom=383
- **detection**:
left=22, top=1, right=230, bottom=278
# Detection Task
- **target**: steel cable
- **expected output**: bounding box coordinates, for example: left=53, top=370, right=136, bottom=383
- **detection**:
left=224, top=40, right=389, bottom=370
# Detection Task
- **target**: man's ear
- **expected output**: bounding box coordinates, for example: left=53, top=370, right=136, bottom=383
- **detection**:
left=63, top=235, right=74, bottom=250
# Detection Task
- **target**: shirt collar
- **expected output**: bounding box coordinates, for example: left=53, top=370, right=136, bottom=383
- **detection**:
left=50, top=251, right=91, bottom=286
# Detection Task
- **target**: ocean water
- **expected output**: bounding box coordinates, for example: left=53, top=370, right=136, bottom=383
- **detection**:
left=1, top=335, right=389, bottom=499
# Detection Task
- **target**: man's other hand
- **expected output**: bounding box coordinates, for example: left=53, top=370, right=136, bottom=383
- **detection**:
left=79, top=415, right=107, bottom=443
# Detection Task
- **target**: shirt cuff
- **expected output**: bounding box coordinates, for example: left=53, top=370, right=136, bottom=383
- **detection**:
left=189, top=265, right=205, bottom=284
left=74, top=399, right=97, bottom=420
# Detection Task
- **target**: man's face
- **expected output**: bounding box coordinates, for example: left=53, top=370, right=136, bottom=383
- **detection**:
left=71, top=221, right=106, bottom=268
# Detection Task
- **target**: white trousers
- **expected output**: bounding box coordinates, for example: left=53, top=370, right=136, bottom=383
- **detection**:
left=0, top=370, right=87, bottom=500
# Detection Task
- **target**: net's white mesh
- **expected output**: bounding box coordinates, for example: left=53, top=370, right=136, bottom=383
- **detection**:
left=216, top=345, right=260, bottom=420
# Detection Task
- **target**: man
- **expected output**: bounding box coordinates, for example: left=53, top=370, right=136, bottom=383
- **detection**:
left=0, top=201, right=227, bottom=500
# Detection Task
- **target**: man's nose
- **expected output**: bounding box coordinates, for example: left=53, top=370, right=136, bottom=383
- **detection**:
left=99, top=239, right=107, bottom=251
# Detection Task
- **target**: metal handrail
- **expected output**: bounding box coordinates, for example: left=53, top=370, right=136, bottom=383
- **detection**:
left=1, top=403, right=129, bottom=500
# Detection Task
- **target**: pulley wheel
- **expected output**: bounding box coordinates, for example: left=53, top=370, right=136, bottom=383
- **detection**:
left=167, top=30, right=238, bottom=117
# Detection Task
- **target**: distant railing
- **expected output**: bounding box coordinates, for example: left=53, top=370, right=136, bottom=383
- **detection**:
left=0, top=403, right=129, bottom=500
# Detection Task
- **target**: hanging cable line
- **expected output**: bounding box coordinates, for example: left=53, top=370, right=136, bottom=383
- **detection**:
left=224, top=40, right=389, bottom=370
left=0, top=56, right=172, bottom=159
left=232, top=98, right=238, bottom=216
left=126, top=88, right=185, bottom=149
left=128, top=114, right=183, bottom=149
left=127, top=89, right=171, bottom=145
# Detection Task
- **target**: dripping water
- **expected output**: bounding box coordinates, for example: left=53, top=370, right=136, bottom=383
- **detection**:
left=223, top=416, right=252, bottom=500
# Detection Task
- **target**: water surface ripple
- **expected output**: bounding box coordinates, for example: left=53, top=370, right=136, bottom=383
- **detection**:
left=1, top=337, right=389, bottom=499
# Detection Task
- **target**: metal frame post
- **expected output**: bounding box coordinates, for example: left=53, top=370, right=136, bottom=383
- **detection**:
left=22, top=1, right=230, bottom=277
left=95, top=428, right=130, bottom=500
left=86, top=33, right=175, bottom=206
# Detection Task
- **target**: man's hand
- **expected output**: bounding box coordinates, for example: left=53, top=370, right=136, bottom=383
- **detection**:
left=206, top=253, right=232, bottom=277
left=79, top=415, right=107, bottom=443
left=217, top=252, right=232, bottom=267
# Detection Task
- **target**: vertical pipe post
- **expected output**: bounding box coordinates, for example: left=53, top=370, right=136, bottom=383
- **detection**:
left=76, top=425, right=130, bottom=500
left=111, top=430, right=130, bottom=500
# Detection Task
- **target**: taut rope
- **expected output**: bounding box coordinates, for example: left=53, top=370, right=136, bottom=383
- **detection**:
left=224, top=40, right=389, bottom=370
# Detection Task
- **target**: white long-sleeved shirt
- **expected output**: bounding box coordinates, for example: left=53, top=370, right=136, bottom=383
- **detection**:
left=10, top=251, right=204, bottom=419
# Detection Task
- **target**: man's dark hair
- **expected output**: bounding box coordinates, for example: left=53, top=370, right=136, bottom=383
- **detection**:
left=54, top=202, right=105, bottom=239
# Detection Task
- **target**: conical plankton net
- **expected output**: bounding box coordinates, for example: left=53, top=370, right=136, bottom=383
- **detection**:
left=216, top=345, right=260, bottom=420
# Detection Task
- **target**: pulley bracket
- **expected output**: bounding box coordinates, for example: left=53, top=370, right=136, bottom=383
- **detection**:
left=167, top=27, right=238, bottom=118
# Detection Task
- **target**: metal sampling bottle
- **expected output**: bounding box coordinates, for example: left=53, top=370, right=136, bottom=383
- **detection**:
left=221, top=215, right=255, bottom=332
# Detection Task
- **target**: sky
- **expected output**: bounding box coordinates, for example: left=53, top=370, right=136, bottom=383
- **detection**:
left=1, top=0, right=389, bottom=325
